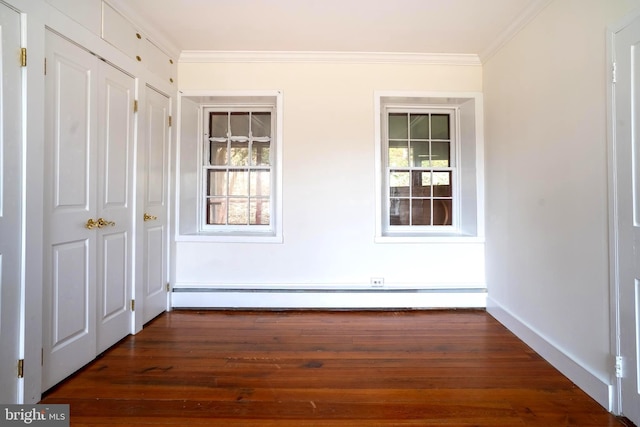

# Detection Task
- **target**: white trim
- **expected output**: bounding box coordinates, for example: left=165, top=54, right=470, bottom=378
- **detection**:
left=487, top=297, right=613, bottom=411
left=179, top=50, right=481, bottom=66
left=479, top=0, right=554, bottom=63
left=172, top=286, right=487, bottom=309
left=606, top=19, right=622, bottom=416
left=173, top=282, right=487, bottom=291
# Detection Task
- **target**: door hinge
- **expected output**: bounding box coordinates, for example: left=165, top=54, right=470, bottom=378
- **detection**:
left=615, top=356, right=623, bottom=378
left=133, top=100, right=139, bottom=113
left=20, top=48, right=27, bottom=67
left=44, top=58, right=47, bottom=75
left=131, top=299, right=135, bottom=311
left=612, top=62, right=617, bottom=84
left=166, top=283, right=171, bottom=292
left=41, top=348, right=44, bottom=366
left=17, top=359, right=24, bottom=378
left=168, top=115, right=172, bottom=127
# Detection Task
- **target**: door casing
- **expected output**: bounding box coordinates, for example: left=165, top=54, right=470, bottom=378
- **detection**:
left=607, top=7, right=640, bottom=420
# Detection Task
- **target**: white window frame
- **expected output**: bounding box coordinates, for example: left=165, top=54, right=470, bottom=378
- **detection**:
left=374, top=91, right=485, bottom=243
left=178, top=91, right=283, bottom=243
left=384, top=106, right=459, bottom=233
left=201, top=105, right=275, bottom=234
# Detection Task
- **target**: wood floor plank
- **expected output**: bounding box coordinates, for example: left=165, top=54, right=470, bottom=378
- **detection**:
left=40, top=310, right=626, bottom=426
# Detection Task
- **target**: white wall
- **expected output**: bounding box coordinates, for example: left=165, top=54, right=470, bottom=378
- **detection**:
left=176, top=62, right=485, bottom=292
left=484, top=0, right=640, bottom=409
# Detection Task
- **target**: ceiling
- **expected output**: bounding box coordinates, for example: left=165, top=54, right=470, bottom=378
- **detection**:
left=111, top=0, right=549, bottom=59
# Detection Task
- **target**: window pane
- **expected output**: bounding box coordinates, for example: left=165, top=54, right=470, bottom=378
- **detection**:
left=207, top=170, right=227, bottom=196
left=432, top=172, right=452, bottom=197
left=250, top=198, right=270, bottom=225
left=206, top=198, right=227, bottom=225
left=250, top=170, right=270, bottom=197
left=230, top=141, right=249, bottom=166
left=251, top=113, right=271, bottom=138
left=410, top=141, right=430, bottom=167
left=228, top=170, right=249, bottom=196
left=412, top=199, right=431, bottom=225
left=390, top=171, right=410, bottom=197
left=389, top=198, right=409, bottom=225
left=433, top=199, right=452, bottom=225
left=252, top=142, right=271, bottom=166
left=412, top=171, right=431, bottom=197
left=210, top=112, right=227, bottom=138
left=389, top=141, right=409, bottom=167
left=210, top=141, right=228, bottom=165
left=228, top=198, right=248, bottom=225
left=388, top=113, right=408, bottom=139
left=230, top=112, right=249, bottom=137
left=431, top=141, right=450, bottom=167
left=431, top=114, right=450, bottom=139
left=410, top=114, right=429, bottom=139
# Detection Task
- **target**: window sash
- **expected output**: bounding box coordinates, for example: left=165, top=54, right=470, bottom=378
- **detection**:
left=383, top=107, right=457, bottom=232
left=201, top=107, right=275, bottom=232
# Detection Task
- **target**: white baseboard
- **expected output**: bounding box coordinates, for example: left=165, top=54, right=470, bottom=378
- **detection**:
left=171, top=286, right=487, bottom=309
left=486, top=296, right=613, bottom=411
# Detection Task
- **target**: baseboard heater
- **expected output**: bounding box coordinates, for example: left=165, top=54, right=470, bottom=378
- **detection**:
left=171, top=287, right=487, bottom=309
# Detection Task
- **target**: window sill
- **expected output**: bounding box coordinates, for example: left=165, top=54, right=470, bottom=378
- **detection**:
left=176, top=232, right=283, bottom=244
left=375, top=233, right=484, bottom=243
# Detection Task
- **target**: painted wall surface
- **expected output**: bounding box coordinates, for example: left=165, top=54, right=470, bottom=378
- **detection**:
left=177, top=62, right=484, bottom=288
left=484, top=0, right=639, bottom=388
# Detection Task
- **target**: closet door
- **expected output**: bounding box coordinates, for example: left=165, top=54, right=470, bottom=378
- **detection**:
left=141, top=86, right=170, bottom=324
left=95, top=62, right=135, bottom=354
left=43, top=32, right=135, bottom=390
left=43, top=32, right=98, bottom=391
left=0, top=3, right=22, bottom=404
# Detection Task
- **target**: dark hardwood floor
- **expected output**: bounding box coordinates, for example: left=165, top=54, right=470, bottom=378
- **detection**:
left=41, top=309, right=627, bottom=426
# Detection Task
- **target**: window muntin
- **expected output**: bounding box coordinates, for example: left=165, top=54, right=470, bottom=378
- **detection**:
left=384, top=109, right=456, bottom=231
left=203, top=108, right=274, bottom=231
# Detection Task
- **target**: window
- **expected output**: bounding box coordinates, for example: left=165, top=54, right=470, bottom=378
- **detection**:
left=203, top=109, right=273, bottom=231
left=375, top=93, right=484, bottom=241
left=386, top=110, right=455, bottom=228
left=176, top=91, right=282, bottom=242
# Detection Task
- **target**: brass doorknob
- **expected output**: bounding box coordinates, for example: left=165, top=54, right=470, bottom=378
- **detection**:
left=96, top=218, right=116, bottom=228
left=143, top=213, right=157, bottom=222
left=85, top=218, right=99, bottom=229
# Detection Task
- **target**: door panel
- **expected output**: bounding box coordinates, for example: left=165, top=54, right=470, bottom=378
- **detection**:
left=141, top=87, right=169, bottom=324
left=51, top=240, right=89, bottom=348
left=96, top=62, right=134, bottom=354
left=0, top=3, right=22, bottom=404
left=614, top=13, right=640, bottom=425
left=43, top=32, right=97, bottom=391
left=145, top=226, right=164, bottom=301
left=53, top=59, right=91, bottom=209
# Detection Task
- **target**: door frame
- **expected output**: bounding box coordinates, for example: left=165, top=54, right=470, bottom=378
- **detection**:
left=606, top=7, right=640, bottom=416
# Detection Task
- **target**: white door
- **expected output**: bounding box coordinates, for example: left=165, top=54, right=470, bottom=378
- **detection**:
left=0, top=3, right=22, bottom=404
left=95, top=62, right=135, bottom=354
left=140, top=86, right=170, bottom=324
left=43, top=31, right=98, bottom=391
left=613, top=12, right=640, bottom=426
left=43, top=32, right=135, bottom=390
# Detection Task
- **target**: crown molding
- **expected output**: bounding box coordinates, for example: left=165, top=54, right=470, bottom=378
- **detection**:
left=479, top=0, right=554, bottom=63
left=179, top=51, right=481, bottom=66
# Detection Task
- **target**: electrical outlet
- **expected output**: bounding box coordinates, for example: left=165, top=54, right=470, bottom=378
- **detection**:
left=370, top=277, right=384, bottom=287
